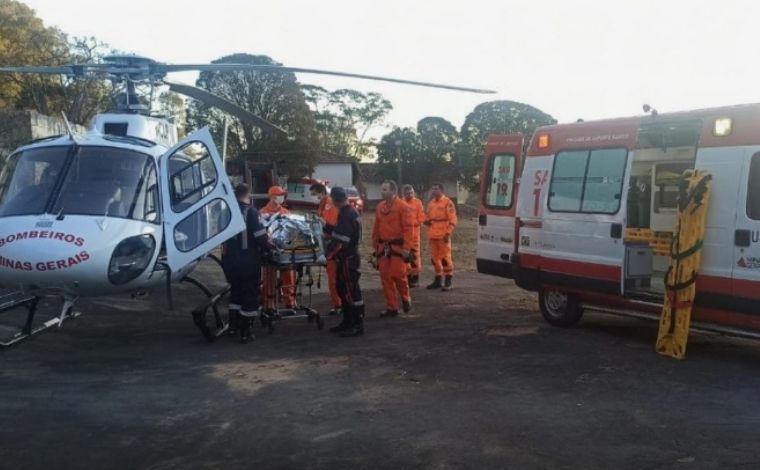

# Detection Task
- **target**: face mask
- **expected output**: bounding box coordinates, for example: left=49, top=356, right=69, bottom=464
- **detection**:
left=274, top=196, right=285, bottom=204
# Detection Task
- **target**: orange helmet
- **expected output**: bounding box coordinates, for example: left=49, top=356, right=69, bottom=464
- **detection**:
left=267, top=185, right=286, bottom=197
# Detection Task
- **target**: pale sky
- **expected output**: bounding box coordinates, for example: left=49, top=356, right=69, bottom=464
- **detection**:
left=19, top=0, right=760, bottom=133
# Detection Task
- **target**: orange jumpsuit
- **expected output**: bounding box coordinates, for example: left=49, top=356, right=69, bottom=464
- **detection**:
left=425, top=195, right=458, bottom=277
left=318, top=196, right=342, bottom=310
left=260, top=201, right=296, bottom=309
left=372, top=196, right=414, bottom=312
left=404, top=196, right=425, bottom=277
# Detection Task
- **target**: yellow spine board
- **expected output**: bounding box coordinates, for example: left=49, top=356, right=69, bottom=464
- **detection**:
left=656, top=170, right=712, bottom=360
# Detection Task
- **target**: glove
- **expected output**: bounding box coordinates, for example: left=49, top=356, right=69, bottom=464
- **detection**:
left=402, top=250, right=411, bottom=261
left=443, top=234, right=450, bottom=243
left=423, top=220, right=432, bottom=227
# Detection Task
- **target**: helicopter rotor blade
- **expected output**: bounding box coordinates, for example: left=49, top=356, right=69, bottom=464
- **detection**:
left=164, top=80, right=289, bottom=137
left=157, top=64, right=496, bottom=94
left=0, top=66, right=75, bottom=75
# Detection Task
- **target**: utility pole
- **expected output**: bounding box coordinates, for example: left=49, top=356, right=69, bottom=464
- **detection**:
left=395, top=139, right=403, bottom=186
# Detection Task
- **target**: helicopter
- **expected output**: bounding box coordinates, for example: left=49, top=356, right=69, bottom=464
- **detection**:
left=0, top=54, right=495, bottom=346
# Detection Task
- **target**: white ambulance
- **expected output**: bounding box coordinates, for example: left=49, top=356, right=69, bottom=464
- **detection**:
left=477, top=104, right=760, bottom=337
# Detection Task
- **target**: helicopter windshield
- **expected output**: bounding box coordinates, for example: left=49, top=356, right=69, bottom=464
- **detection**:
left=0, top=145, right=158, bottom=222
left=0, top=146, right=69, bottom=217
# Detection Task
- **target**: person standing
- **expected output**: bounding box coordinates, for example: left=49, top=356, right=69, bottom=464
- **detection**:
left=372, top=180, right=414, bottom=317
left=260, top=185, right=297, bottom=310
left=402, top=184, right=425, bottom=288
left=222, top=183, right=271, bottom=343
left=310, top=182, right=342, bottom=316
left=324, top=187, right=364, bottom=337
left=424, top=183, right=458, bottom=291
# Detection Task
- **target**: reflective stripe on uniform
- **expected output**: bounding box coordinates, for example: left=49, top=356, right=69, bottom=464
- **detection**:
left=333, top=233, right=351, bottom=243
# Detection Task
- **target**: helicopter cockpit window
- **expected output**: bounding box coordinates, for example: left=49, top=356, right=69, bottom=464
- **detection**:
left=0, top=147, right=69, bottom=217
left=168, top=141, right=218, bottom=213
left=45, top=146, right=155, bottom=221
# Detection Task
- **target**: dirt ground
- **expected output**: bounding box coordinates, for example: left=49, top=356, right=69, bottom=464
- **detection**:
left=3, top=214, right=760, bottom=469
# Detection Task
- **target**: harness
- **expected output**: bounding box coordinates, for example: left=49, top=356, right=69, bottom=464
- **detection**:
left=378, top=238, right=405, bottom=258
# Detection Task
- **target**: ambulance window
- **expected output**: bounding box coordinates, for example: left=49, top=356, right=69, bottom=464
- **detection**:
left=484, top=154, right=516, bottom=209
left=548, top=150, right=587, bottom=212
left=748, top=154, right=760, bottom=220
left=549, top=148, right=628, bottom=214
left=582, top=148, right=627, bottom=213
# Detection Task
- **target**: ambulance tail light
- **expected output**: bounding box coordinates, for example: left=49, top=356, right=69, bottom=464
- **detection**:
left=537, top=134, right=550, bottom=149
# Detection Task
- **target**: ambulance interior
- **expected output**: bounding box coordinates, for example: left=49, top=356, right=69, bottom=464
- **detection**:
left=624, top=119, right=701, bottom=299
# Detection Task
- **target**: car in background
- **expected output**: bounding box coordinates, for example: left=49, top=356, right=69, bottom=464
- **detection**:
left=345, top=186, right=364, bottom=213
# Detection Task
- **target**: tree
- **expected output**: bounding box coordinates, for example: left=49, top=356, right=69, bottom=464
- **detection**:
left=186, top=53, right=320, bottom=177
left=417, top=116, right=458, bottom=162
left=302, top=85, right=391, bottom=160
left=376, top=127, right=421, bottom=182
left=458, top=100, right=556, bottom=189
left=0, top=1, right=113, bottom=125
left=376, top=117, right=463, bottom=194
left=156, top=90, right=187, bottom=137
left=0, top=0, right=68, bottom=109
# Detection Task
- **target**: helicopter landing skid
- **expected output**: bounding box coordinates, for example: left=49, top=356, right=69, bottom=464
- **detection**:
left=183, top=276, right=231, bottom=343
left=0, top=292, right=81, bottom=349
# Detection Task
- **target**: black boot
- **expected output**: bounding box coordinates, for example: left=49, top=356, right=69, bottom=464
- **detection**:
left=340, top=306, right=364, bottom=337
left=239, top=315, right=254, bottom=344
left=408, top=275, right=419, bottom=288
left=442, top=275, right=453, bottom=291
left=426, top=276, right=442, bottom=290
left=329, top=307, right=353, bottom=333
left=227, top=309, right=239, bottom=337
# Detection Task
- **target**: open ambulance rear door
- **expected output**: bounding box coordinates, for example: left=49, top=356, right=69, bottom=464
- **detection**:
left=476, top=134, right=523, bottom=278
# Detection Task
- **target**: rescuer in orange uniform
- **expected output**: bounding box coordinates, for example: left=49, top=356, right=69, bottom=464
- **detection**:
left=372, top=180, right=414, bottom=317
left=402, top=184, right=425, bottom=288
left=310, top=182, right=342, bottom=316
left=260, top=185, right=296, bottom=309
left=424, top=182, right=458, bottom=291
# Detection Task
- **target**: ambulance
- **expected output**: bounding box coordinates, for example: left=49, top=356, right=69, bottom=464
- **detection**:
left=477, top=104, right=760, bottom=337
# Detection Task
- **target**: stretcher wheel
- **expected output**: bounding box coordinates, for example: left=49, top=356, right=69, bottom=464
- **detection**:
left=539, top=290, right=583, bottom=327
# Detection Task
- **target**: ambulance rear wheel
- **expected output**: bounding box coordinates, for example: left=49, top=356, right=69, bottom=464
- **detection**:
left=539, top=290, right=583, bottom=327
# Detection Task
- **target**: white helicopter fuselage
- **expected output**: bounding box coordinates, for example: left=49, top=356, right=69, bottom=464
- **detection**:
left=0, top=113, right=245, bottom=300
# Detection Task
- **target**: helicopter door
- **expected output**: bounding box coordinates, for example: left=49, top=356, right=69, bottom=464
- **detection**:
left=159, top=127, right=245, bottom=272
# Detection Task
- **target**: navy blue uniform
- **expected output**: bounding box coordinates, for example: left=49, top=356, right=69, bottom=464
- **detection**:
left=222, top=201, right=269, bottom=315
left=326, top=205, right=363, bottom=322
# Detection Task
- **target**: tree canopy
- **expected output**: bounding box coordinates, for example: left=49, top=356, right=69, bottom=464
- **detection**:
left=302, top=85, right=391, bottom=160
left=375, top=117, right=460, bottom=193
left=0, top=1, right=111, bottom=124
left=458, top=100, right=556, bottom=189
left=186, top=53, right=321, bottom=177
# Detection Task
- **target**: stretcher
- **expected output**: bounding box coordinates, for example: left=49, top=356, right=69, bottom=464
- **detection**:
left=259, top=213, right=327, bottom=333
left=656, top=169, right=712, bottom=360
